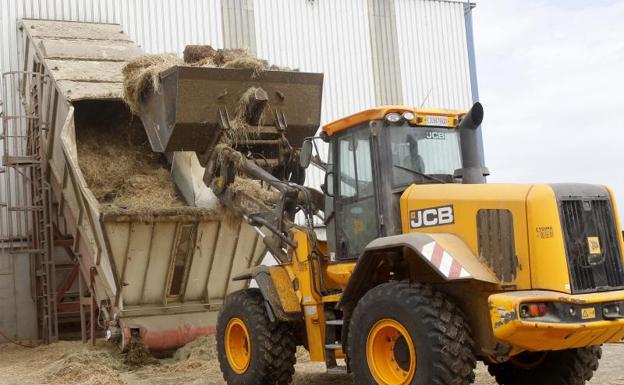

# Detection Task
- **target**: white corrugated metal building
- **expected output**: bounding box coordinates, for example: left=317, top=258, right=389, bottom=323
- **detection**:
left=0, top=0, right=481, bottom=341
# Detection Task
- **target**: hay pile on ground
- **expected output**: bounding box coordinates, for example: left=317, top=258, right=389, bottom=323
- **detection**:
left=125, top=338, right=158, bottom=367
left=0, top=340, right=127, bottom=385
left=168, top=336, right=219, bottom=373
left=41, top=348, right=125, bottom=385
left=75, top=102, right=186, bottom=212
left=8, top=337, right=623, bottom=384
left=0, top=338, right=352, bottom=385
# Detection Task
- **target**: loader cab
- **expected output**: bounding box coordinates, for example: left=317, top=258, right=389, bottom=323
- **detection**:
left=319, top=106, right=467, bottom=261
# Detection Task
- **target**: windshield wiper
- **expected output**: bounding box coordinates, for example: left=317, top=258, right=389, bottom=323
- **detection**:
left=393, top=164, right=448, bottom=184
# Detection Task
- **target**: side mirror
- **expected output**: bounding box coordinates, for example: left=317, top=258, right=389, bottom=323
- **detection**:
left=300, top=140, right=313, bottom=169
left=321, top=171, right=335, bottom=197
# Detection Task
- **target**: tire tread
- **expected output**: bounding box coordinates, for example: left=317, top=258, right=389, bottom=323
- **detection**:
left=217, top=289, right=296, bottom=385
left=348, top=281, right=476, bottom=385
left=487, top=345, right=602, bottom=385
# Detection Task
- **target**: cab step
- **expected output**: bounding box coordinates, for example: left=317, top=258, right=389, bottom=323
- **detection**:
left=326, top=319, right=344, bottom=326
left=326, top=366, right=348, bottom=375
left=325, top=343, right=343, bottom=350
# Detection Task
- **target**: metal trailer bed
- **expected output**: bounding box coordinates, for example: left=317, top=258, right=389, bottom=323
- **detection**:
left=5, top=19, right=267, bottom=351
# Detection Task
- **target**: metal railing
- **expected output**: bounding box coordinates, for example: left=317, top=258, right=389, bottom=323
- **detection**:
left=0, top=70, right=57, bottom=343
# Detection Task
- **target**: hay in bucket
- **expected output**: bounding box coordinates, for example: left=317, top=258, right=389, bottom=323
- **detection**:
left=183, top=45, right=218, bottom=64
left=121, top=53, right=182, bottom=114
left=122, top=47, right=292, bottom=116
left=182, top=46, right=280, bottom=72
left=223, top=56, right=270, bottom=75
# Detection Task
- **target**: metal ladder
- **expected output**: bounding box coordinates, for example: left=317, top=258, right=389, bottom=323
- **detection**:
left=324, top=317, right=348, bottom=374
left=1, top=70, right=58, bottom=343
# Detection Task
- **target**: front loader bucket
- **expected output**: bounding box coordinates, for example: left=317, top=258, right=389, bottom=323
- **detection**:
left=138, top=66, right=324, bottom=153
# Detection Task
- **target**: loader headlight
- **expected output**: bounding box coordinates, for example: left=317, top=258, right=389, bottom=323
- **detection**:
left=402, top=112, right=415, bottom=121
left=384, top=112, right=402, bottom=124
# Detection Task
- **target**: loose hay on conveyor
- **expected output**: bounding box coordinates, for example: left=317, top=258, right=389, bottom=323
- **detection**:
left=75, top=101, right=186, bottom=212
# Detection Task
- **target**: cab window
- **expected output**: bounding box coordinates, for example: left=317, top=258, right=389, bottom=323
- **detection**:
left=335, top=127, right=379, bottom=260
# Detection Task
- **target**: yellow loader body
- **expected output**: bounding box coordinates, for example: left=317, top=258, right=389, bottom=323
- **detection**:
left=273, top=182, right=624, bottom=359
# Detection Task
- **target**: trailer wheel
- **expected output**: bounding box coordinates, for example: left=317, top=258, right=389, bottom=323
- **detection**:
left=217, top=289, right=296, bottom=385
left=347, top=281, right=476, bottom=385
left=487, top=346, right=602, bottom=385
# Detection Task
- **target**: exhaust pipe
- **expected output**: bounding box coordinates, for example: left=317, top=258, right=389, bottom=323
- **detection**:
left=457, top=102, right=489, bottom=184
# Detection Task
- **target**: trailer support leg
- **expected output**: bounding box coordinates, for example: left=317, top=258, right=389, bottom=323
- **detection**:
left=79, top=271, right=87, bottom=344
left=90, top=267, right=96, bottom=346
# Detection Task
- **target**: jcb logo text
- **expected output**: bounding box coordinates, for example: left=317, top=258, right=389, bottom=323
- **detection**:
left=410, top=205, right=454, bottom=229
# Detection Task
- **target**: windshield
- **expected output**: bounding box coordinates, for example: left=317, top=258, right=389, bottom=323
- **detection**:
left=390, top=124, right=462, bottom=186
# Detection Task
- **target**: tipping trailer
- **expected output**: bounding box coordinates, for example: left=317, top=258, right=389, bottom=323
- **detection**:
left=6, top=19, right=322, bottom=351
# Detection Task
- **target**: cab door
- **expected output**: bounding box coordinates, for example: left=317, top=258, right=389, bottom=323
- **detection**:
left=333, top=126, right=380, bottom=260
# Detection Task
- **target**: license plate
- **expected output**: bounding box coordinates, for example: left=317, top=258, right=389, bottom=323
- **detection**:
left=426, top=115, right=450, bottom=127
left=581, top=307, right=596, bottom=320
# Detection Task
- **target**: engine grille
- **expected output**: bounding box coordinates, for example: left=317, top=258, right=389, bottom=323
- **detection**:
left=560, top=199, right=624, bottom=293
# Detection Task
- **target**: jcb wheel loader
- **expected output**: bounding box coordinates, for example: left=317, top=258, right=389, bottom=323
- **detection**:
left=132, top=66, right=623, bottom=384
left=211, top=101, right=624, bottom=385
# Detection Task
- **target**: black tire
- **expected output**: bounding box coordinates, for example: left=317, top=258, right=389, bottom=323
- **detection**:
left=217, top=289, right=297, bottom=385
left=348, top=281, right=476, bottom=385
left=487, top=346, right=602, bottom=385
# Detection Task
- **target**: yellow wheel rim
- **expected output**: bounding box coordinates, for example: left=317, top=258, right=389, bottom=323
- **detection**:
left=225, top=318, right=251, bottom=374
left=367, top=319, right=416, bottom=385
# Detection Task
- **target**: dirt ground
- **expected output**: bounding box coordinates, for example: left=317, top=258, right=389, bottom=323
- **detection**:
left=0, top=338, right=622, bottom=385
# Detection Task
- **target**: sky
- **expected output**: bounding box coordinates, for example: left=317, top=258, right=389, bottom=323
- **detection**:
left=472, top=0, right=624, bottom=221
